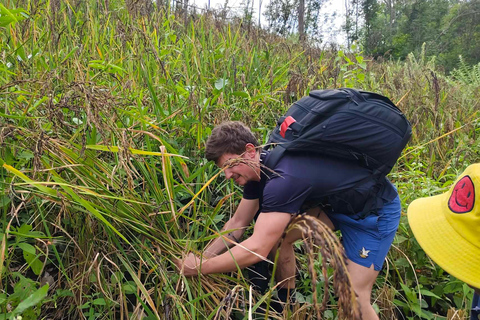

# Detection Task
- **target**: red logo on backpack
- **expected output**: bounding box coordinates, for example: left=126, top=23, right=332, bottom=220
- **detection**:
left=280, top=116, right=296, bottom=138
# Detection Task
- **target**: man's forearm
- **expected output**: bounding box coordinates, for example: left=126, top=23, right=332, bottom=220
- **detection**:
left=178, top=211, right=291, bottom=277
left=201, top=236, right=267, bottom=274
left=202, top=198, right=259, bottom=259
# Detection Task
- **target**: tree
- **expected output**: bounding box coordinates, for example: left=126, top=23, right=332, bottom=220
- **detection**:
left=344, top=0, right=363, bottom=47
left=436, top=0, right=480, bottom=71
left=264, top=0, right=326, bottom=40
left=358, top=0, right=461, bottom=64
left=362, top=0, right=379, bottom=51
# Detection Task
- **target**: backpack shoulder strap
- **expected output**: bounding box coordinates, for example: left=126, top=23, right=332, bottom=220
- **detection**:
left=263, top=144, right=286, bottom=170
left=359, top=166, right=388, bottom=217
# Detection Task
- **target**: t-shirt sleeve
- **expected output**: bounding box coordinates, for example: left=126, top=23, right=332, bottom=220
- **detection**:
left=261, top=174, right=312, bottom=213
left=243, top=180, right=261, bottom=200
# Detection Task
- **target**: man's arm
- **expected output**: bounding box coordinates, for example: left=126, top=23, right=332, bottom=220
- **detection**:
left=179, top=211, right=292, bottom=276
left=202, top=198, right=259, bottom=258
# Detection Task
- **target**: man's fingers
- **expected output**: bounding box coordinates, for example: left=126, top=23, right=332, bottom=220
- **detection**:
left=173, top=253, right=205, bottom=276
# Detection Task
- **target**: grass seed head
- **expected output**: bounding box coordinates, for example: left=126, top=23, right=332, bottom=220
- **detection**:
left=285, top=215, right=362, bottom=319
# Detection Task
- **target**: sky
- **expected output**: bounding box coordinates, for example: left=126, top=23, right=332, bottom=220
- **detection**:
left=189, top=0, right=347, bottom=45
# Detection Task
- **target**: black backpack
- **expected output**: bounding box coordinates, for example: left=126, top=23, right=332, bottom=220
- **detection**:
left=264, top=88, right=412, bottom=215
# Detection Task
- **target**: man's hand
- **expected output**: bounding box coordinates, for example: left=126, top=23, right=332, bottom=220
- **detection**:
left=174, top=253, right=205, bottom=277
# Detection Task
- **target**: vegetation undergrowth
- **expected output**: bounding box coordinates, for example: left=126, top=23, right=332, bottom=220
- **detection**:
left=0, top=0, right=479, bottom=319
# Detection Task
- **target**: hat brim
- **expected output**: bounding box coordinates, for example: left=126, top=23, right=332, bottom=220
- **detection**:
left=408, top=193, right=480, bottom=288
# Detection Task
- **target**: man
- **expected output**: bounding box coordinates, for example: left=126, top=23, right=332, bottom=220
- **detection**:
left=408, top=163, right=480, bottom=319
left=176, top=121, right=401, bottom=319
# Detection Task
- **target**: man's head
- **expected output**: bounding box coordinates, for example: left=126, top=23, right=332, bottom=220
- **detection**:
left=205, top=121, right=261, bottom=186
left=408, top=163, right=480, bottom=292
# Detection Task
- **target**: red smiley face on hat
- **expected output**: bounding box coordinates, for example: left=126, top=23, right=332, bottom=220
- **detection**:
left=448, top=176, right=475, bottom=213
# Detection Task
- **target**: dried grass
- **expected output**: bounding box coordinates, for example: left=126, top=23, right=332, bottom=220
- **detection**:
left=282, top=215, right=362, bottom=319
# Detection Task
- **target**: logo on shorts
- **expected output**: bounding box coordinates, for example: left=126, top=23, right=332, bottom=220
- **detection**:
left=359, top=247, right=370, bottom=258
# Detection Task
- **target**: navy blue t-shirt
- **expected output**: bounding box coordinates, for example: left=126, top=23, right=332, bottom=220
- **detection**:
left=243, top=151, right=397, bottom=215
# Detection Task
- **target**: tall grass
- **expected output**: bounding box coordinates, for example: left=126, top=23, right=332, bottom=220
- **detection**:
left=1, top=0, right=479, bottom=319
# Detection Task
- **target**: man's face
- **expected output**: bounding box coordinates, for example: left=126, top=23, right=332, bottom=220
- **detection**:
left=217, top=148, right=260, bottom=186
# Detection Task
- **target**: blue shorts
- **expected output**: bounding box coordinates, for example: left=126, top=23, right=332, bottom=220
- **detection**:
left=327, top=195, right=401, bottom=271
left=472, top=292, right=480, bottom=319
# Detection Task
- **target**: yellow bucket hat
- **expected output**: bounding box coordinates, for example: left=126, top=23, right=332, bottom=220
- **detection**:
left=407, top=163, right=480, bottom=288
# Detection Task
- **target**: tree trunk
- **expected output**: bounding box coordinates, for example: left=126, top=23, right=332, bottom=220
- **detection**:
left=298, top=0, right=305, bottom=40
left=258, top=0, right=262, bottom=26
left=184, top=0, right=188, bottom=26
left=345, top=0, right=350, bottom=47
left=355, top=0, right=359, bottom=40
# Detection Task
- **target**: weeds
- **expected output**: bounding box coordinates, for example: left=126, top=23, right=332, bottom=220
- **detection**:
left=1, top=0, right=479, bottom=318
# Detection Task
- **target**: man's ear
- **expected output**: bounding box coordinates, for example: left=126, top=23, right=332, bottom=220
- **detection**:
left=245, top=143, right=257, bottom=158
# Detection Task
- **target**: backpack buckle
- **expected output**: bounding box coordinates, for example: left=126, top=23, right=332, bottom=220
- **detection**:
left=280, top=116, right=296, bottom=138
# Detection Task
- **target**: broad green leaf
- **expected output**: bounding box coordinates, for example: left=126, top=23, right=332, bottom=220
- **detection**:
left=17, top=151, right=34, bottom=160
left=106, top=63, right=125, bottom=74
left=394, top=257, right=409, bottom=268
left=175, top=84, right=189, bottom=97
left=0, top=16, right=15, bottom=27
left=11, top=284, right=49, bottom=316
left=16, top=46, right=27, bottom=62
left=420, top=289, right=442, bottom=300
left=88, top=62, right=105, bottom=70
left=92, top=298, right=106, bottom=305
left=0, top=4, right=18, bottom=23
left=55, top=289, right=74, bottom=298
left=400, top=282, right=417, bottom=304
left=17, top=224, right=32, bottom=235
left=232, top=91, right=249, bottom=98
left=23, top=250, right=43, bottom=275
left=17, top=243, right=35, bottom=255
left=0, top=195, right=11, bottom=207
left=214, top=78, right=228, bottom=90
left=394, top=235, right=408, bottom=244
left=122, top=281, right=136, bottom=294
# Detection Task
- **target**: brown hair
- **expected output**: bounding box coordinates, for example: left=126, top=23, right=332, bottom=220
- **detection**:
left=205, top=121, right=259, bottom=163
